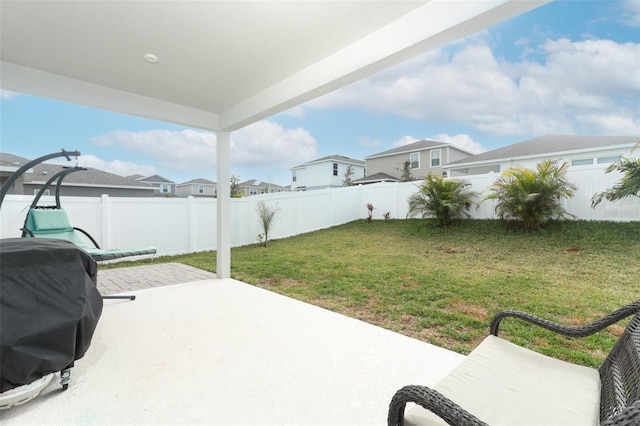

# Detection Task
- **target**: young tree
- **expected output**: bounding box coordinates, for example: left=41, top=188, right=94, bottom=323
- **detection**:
left=407, top=174, right=477, bottom=227
left=399, top=160, right=414, bottom=182
left=591, top=157, right=640, bottom=207
left=230, top=175, right=242, bottom=198
left=343, top=165, right=354, bottom=186
left=484, top=160, right=577, bottom=230
left=256, top=201, right=280, bottom=247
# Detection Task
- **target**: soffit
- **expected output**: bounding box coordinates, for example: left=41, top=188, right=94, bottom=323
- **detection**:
left=0, top=1, right=549, bottom=131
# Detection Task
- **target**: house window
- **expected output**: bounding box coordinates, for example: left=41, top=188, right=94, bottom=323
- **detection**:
left=292, top=171, right=297, bottom=182
left=198, top=185, right=204, bottom=194
left=431, top=149, right=441, bottom=167
left=159, top=184, right=171, bottom=193
left=572, top=158, right=593, bottom=166
left=33, top=189, right=50, bottom=196
left=333, top=163, right=338, bottom=176
left=597, top=156, right=621, bottom=164
left=409, top=153, right=419, bottom=169
left=250, top=188, right=257, bottom=195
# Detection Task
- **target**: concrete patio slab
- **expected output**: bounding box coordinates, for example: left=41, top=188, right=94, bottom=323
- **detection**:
left=1, top=275, right=464, bottom=425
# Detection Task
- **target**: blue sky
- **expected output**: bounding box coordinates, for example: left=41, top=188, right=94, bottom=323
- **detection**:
left=1, top=1, right=639, bottom=186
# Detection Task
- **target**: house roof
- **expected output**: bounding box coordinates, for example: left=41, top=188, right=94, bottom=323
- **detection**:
left=365, top=140, right=474, bottom=160
left=0, top=2, right=547, bottom=132
left=352, top=172, right=400, bottom=184
left=137, top=174, right=175, bottom=184
left=239, top=179, right=287, bottom=189
left=291, top=155, right=365, bottom=169
left=445, top=135, right=640, bottom=168
left=1, top=152, right=154, bottom=190
left=126, top=174, right=145, bottom=180
left=177, top=178, right=217, bottom=186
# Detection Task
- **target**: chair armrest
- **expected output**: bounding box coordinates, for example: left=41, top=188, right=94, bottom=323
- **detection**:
left=602, top=399, right=640, bottom=425
left=490, top=301, right=640, bottom=338
left=73, top=227, right=101, bottom=249
left=388, top=385, right=488, bottom=426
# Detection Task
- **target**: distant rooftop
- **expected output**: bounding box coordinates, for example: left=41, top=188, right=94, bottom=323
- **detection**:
left=365, top=140, right=475, bottom=160
left=136, top=174, right=175, bottom=184
left=291, top=155, right=365, bottom=169
left=177, top=178, right=217, bottom=186
left=446, top=135, right=639, bottom=167
left=1, top=153, right=153, bottom=189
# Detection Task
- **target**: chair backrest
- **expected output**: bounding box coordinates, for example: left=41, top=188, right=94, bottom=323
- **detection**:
left=598, top=312, right=640, bottom=423
left=24, top=208, right=93, bottom=251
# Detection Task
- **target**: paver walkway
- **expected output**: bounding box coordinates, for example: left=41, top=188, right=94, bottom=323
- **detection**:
left=97, top=262, right=217, bottom=295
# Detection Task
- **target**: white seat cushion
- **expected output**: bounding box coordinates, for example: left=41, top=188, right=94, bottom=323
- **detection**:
left=405, top=335, right=601, bottom=426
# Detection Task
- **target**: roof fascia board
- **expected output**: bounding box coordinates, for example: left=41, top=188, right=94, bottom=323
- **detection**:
left=443, top=143, right=637, bottom=169
left=1, top=62, right=220, bottom=131
left=220, top=0, right=549, bottom=131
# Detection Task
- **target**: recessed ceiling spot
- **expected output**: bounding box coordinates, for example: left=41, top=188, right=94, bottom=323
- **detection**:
left=144, top=53, right=159, bottom=64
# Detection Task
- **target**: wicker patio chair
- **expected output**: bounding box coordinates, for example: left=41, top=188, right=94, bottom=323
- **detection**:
left=388, top=300, right=640, bottom=426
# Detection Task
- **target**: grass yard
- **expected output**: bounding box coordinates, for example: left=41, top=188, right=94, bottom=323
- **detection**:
left=106, top=219, right=640, bottom=367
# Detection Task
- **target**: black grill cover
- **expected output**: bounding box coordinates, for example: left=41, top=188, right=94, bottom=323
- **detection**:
left=0, top=238, right=103, bottom=392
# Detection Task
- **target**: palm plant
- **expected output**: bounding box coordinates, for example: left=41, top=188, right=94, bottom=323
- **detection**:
left=407, top=174, right=477, bottom=227
left=484, top=160, right=577, bottom=230
left=591, top=157, right=640, bottom=207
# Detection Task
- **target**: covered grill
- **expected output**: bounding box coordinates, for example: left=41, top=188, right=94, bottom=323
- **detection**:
left=0, top=238, right=103, bottom=394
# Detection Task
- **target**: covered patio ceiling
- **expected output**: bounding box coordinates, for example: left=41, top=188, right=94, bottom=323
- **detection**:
left=0, top=1, right=549, bottom=276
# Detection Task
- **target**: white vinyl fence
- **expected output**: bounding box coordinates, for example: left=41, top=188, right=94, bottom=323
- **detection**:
left=1, top=166, right=637, bottom=257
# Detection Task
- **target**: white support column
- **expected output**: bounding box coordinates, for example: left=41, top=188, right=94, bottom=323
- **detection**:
left=216, top=131, right=231, bottom=278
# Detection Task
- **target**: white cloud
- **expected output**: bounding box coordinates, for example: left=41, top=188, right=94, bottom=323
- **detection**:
left=0, top=90, right=18, bottom=100
left=49, top=155, right=156, bottom=177
left=430, top=134, right=486, bottom=154
left=301, top=35, right=640, bottom=138
left=392, top=136, right=419, bottom=148
left=620, top=0, right=640, bottom=27
left=390, top=134, right=486, bottom=154
left=232, top=120, right=317, bottom=168
left=89, top=120, right=317, bottom=173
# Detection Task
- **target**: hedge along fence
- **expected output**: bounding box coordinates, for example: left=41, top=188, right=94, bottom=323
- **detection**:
left=0, top=165, right=636, bottom=257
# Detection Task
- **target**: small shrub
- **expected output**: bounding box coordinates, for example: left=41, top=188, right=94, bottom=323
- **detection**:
left=407, top=174, right=477, bottom=227
left=256, top=201, right=280, bottom=247
left=365, top=203, right=374, bottom=222
left=383, top=211, right=391, bottom=221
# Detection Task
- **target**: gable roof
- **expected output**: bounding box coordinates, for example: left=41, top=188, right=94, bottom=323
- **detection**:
left=445, top=135, right=639, bottom=167
left=238, top=179, right=287, bottom=189
left=1, top=152, right=154, bottom=189
left=352, top=172, right=400, bottom=184
left=177, top=178, right=217, bottom=186
left=365, top=140, right=474, bottom=160
left=291, top=155, right=365, bottom=169
left=137, top=174, right=175, bottom=184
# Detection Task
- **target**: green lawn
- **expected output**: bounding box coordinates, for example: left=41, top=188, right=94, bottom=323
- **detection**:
left=107, top=219, right=640, bottom=367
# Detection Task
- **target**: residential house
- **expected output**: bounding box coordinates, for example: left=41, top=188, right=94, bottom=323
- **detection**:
left=1, top=153, right=155, bottom=197
left=134, top=174, right=176, bottom=197
left=444, top=135, right=639, bottom=177
left=176, top=178, right=217, bottom=198
left=363, top=140, right=474, bottom=182
left=352, top=172, right=399, bottom=186
left=238, top=179, right=288, bottom=197
left=290, top=155, right=365, bottom=191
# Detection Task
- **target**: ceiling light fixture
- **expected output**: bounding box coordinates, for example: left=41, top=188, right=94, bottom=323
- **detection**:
left=144, top=53, right=159, bottom=64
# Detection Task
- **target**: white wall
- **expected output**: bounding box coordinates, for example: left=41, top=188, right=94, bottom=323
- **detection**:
left=1, top=166, right=636, bottom=258
left=292, top=161, right=365, bottom=190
